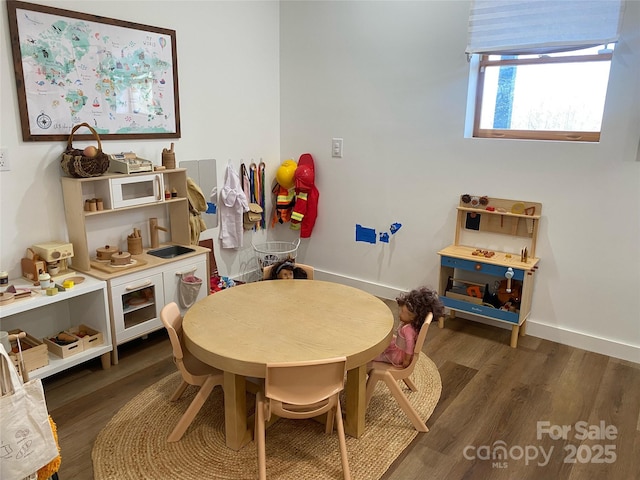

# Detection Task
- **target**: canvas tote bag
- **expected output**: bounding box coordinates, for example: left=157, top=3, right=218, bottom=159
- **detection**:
left=0, top=344, right=58, bottom=480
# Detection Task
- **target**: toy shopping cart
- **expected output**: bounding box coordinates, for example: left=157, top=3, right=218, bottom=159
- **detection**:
left=0, top=332, right=60, bottom=480
left=252, top=239, right=300, bottom=272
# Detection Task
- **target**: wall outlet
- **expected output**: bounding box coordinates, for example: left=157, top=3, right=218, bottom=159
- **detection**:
left=0, top=147, right=9, bottom=171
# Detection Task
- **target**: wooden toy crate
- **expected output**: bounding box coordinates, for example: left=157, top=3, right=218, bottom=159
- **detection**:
left=8, top=329, right=49, bottom=373
left=44, top=333, right=84, bottom=358
left=66, top=324, right=104, bottom=349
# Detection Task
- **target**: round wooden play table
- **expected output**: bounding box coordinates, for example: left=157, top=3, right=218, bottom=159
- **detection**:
left=183, top=279, right=394, bottom=450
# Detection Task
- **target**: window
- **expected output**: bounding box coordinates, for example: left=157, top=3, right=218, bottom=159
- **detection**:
left=465, top=0, right=624, bottom=142
left=473, top=45, right=614, bottom=142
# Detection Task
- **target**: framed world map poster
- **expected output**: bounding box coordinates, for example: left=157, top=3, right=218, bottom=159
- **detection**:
left=7, top=1, right=181, bottom=141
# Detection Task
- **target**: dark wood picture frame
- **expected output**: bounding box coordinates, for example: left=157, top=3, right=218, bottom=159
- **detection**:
left=7, top=1, right=181, bottom=141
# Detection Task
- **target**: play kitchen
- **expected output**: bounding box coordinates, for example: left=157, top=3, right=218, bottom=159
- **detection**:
left=59, top=166, right=210, bottom=364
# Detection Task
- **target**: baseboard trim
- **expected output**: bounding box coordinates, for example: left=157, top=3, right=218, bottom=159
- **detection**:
left=312, top=270, right=640, bottom=365
left=313, top=270, right=402, bottom=299
left=525, top=322, right=640, bottom=364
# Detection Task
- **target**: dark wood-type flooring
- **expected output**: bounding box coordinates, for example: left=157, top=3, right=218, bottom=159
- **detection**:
left=43, top=302, right=640, bottom=480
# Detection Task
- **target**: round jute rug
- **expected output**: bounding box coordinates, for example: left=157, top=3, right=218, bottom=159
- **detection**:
left=92, top=353, right=441, bottom=480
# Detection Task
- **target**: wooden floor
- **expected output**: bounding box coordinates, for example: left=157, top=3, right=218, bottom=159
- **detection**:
left=43, top=310, right=640, bottom=480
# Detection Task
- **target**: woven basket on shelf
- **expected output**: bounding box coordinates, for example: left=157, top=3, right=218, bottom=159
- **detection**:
left=60, top=123, right=110, bottom=178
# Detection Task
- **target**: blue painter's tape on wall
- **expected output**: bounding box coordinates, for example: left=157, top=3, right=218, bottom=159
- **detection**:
left=355, top=224, right=376, bottom=244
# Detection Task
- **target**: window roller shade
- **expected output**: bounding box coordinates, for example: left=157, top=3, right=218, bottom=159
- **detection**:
left=466, top=0, right=625, bottom=56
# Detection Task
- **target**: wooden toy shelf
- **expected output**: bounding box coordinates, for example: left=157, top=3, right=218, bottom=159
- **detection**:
left=437, top=196, right=542, bottom=348
left=0, top=275, right=112, bottom=379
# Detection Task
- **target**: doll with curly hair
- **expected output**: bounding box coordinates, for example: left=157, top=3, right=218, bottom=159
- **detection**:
left=374, top=286, right=444, bottom=367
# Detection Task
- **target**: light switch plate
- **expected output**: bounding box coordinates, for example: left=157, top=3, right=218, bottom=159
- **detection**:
left=332, top=138, right=343, bottom=158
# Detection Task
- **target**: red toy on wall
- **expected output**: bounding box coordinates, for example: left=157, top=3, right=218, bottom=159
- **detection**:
left=290, top=153, right=319, bottom=238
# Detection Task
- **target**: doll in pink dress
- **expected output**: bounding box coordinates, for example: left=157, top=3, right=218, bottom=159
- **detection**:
left=374, top=286, right=444, bottom=368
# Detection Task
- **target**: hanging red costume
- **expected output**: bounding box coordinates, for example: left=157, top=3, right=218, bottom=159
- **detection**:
left=290, top=153, right=319, bottom=238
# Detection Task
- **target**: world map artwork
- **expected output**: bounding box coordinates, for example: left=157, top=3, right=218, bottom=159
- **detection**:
left=14, top=6, right=177, bottom=136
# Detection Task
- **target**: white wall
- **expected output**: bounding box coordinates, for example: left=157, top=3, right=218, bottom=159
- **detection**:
left=279, top=1, right=640, bottom=362
left=1, top=1, right=638, bottom=363
left=0, top=0, right=280, bottom=280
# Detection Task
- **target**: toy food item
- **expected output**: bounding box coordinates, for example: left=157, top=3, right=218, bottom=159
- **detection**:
left=83, top=145, right=98, bottom=158
left=50, top=332, right=77, bottom=345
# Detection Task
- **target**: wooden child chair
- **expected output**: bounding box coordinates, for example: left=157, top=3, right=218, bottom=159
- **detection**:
left=255, top=356, right=351, bottom=480
left=160, top=302, right=224, bottom=441
left=365, top=312, right=434, bottom=432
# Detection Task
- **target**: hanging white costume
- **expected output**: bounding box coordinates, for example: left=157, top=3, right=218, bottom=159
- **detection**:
left=219, top=162, right=249, bottom=248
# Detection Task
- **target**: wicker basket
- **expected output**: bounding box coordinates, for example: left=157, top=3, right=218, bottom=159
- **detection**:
left=252, top=239, right=300, bottom=271
left=60, top=123, right=110, bottom=178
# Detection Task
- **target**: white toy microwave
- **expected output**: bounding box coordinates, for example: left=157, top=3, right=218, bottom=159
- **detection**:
left=109, top=173, right=164, bottom=208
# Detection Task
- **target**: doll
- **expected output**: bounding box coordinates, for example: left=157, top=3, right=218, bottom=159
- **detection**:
left=269, top=259, right=308, bottom=280
left=374, top=286, right=443, bottom=367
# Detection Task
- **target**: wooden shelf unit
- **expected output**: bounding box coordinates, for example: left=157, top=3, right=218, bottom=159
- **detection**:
left=0, top=276, right=112, bottom=379
left=61, top=169, right=191, bottom=272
